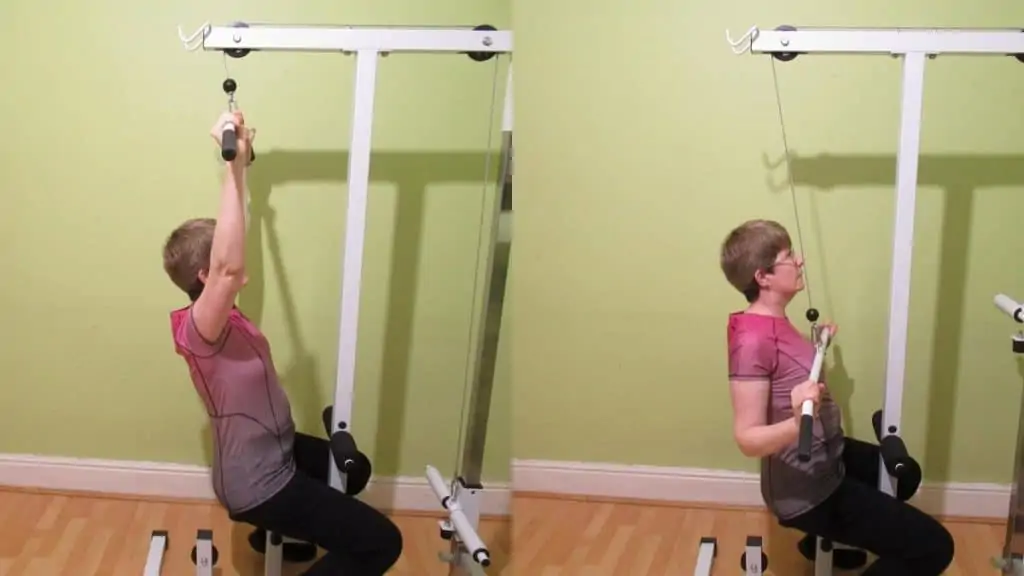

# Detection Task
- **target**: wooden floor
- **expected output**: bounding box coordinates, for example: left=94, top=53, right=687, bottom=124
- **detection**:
left=0, top=488, right=1010, bottom=575
left=0, top=489, right=510, bottom=575
left=511, top=495, right=1009, bottom=575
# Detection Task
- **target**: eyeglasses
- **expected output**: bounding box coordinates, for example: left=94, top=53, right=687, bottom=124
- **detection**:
left=768, top=254, right=802, bottom=272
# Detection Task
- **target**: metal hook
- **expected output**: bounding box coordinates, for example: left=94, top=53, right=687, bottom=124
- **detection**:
left=177, top=22, right=211, bottom=51
left=725, top=26, right=760, bottom=54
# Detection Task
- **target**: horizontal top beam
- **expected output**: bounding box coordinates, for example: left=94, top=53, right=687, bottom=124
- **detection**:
left=201, top=25, right=512, bottom=54
left=741, top=26, right=1024, bottom=56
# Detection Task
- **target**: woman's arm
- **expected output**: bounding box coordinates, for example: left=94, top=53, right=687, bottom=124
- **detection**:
left=730, top=379, right=799, bottom=458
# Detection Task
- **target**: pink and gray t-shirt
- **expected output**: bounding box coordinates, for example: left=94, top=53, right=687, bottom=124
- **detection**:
left=727, top=311, right=846, bottom=520
left=171, top=305, right=297, bottom=515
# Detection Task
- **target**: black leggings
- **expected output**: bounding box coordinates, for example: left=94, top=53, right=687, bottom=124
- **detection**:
left=780, top=437, right=954, bottom=575
left=232, top=433, right=403, bottom=575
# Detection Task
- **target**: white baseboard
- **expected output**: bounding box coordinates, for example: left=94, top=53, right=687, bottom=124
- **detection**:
left=0, top=454, right=510, bottom=516
left=0, top=454, right=1012, bottom=521
left=512, top=459, right=1014, bottom=520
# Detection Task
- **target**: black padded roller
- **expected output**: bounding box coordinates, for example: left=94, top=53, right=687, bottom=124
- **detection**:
left=797, top=412, right=814, bottom=462
left=344, top=451, right=372, bottom=495
left=894, top=456, right=922, bottom=502
left=329, top=432, right=372, bottom=495
left=330, top=431, right=359, bottom=470
left=871, top=409, right=885, bottom=442
left=322, top=405, right=337, bottom=434
left=879, top=434, right=913, bottom=478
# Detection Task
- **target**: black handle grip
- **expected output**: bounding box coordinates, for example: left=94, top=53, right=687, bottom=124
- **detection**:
left=879, top=434, right=913, bottom=478
left=797, top=412, right=814, bottom=462
left=221, top=124, right=238, bottom=162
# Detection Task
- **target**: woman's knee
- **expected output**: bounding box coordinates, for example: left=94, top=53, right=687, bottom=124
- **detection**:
left=931, top=522, right=955, bottom=572
left=378, top=516, right=404, bottom=565
left=914, top=515, right=954, bottom=574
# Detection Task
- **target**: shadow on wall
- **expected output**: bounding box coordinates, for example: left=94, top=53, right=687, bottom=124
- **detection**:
left=198, top=149, right=498, bottom=485
left=767, top=153, right=1024, bottom=482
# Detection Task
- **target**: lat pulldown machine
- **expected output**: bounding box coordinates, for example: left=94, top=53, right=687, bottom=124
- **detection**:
left=177, top=21, right=512, bottom=576
left=721, top=24, right=1024, bottom=574
left=992, top=294, right=1024, bottom=574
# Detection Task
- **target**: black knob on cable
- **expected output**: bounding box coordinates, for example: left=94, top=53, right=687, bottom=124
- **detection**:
left=806, top=308, right=819, bottom=323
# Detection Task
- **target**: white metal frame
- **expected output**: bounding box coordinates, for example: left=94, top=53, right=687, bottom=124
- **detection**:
left=727, top=24, right=1024, bottom=575
left=694, top=537, right=716, bottom=575
left=993, top=294, right=1024, bottom=575
left=143, top=530, right=168, bottom=576
left=743, top=536, right=765, bottom=575
left=179, top=22, right=513, bottom=576
left=199, top=25, right=511, bottom=54
left=142, top=530, right=216, bottom=576
left=193, top=529, right=215, bottom=576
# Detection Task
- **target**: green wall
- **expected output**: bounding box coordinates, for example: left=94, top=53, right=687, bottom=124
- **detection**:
left=512, top=1, right=1024, bottom=484
left=0, top=0, right=511, bottom=482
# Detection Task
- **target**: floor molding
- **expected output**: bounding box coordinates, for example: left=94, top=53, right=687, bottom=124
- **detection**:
left=0, top=454, right=510, bottom=516
left=512, top=459, right=1013, bottom=520
left=1, top=454, right=1011, bottom=521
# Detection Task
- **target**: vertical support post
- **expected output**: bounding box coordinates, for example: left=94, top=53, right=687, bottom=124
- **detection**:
left=814, top=540, right=833, bottom=576
left=1001, top=352, right=1024, bottom=572
left=502, top=64, right=513, bottom=135
left=743, top=536, right=764, bottom=575
left=879, top=50, right=926, bottom=497
left=194, top=529, right=215, bottom=576
left=330, top=48, right=380, bottom=492
left=1001, top=326, right=1024, bottom=572
left=452, top=479, right=484, bottom=576
left=264, top=532, right=283, bottom=576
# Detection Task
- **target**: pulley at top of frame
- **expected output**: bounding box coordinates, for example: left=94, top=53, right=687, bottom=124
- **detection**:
left=466, top=24, right=500, bottom=62
left=771, top=25, right=801, bottom=62
left=224, top=21, right=252, bottom=59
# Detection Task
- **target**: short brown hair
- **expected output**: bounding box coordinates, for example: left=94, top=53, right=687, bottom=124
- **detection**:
left=163, top=218, right=216, bottom=295
left=720, top=219, right=792, bottom=302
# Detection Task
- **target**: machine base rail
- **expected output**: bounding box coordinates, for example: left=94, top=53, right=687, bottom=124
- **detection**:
left=143, top=529, right=218, bottom=575
left=426, top=464, right=490, bottom=574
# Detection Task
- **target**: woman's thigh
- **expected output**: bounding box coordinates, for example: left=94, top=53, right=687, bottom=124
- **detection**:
left=293, top=432, right=331, bottom=484
left=785, top=477, right=948, bottom=562
left=842, top=436, right=881, bottom=487
left=236, top=471, right=399, bottom=556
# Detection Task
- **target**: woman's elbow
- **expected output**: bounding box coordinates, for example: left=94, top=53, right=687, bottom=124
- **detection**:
left=733, top=430, right=762, bottom=458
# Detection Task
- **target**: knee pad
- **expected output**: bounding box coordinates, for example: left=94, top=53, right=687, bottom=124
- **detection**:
left=328, top=430, right=372, bottom=495
left=894, top=457, right=922, bottom=502
left=343, top=451, right=372, bottom=496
